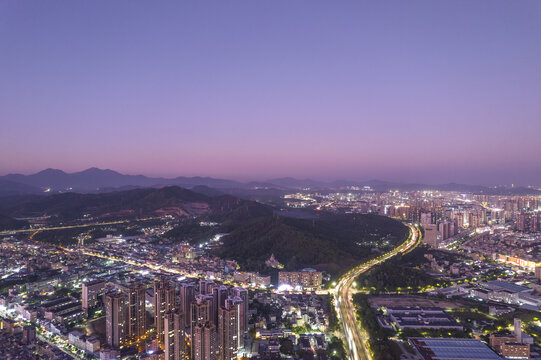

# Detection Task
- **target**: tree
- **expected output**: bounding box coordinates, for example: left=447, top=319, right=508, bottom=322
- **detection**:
left=280, top=339, right=294, bottom=355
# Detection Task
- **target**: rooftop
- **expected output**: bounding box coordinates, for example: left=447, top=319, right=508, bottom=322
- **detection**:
left=486, top=280, right=530, bottom=293
left=409, top=338, right=502, bottom=360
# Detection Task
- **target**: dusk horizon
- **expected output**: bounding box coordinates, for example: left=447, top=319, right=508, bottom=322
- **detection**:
left=1, top=2, right=541, bottom=359
left=1, top=165, right=540, bottom=187
left=2, top=0, right=541, bottom=186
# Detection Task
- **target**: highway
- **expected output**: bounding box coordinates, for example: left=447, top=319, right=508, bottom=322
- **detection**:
left=333, top=224, right=420, bottom=360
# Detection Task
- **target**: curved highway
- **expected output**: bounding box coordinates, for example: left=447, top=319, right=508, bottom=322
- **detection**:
left=333, top=224, right=420, bottom=360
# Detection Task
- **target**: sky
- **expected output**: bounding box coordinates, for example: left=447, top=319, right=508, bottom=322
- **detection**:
left=1, top=1, right=540, bottom=185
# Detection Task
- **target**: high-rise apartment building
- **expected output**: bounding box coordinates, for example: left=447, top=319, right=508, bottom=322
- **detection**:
left=191, top=296, right=211, bottom=336
left=420, top=212, right=432, bottom=225
left=82, top=280, right=106, bottom=311
left=454, top=213, right=465, bottom=228
left=468, top=213, right=480, bottom=228
left=218, top=305, right=238, bottom=360
left=277, top=271, right=323, bottom=290
left=192, top=322, right=217, bottom=360
left=199, top=279, right=215, bottom=296
left=438, top=221, right=451, bottom=241
left=229, top=287, right=248, bottom=340
left=117, top=282, right=146, bottom=339
left=154, top=278, right=176, bottom=345
left=213, top=285, right=229, bottom=324
left=164, top=310, right=187, bottom=360
left=180, top=282, right=195, bottom=329
left=105, top=292, right=128, bottom=348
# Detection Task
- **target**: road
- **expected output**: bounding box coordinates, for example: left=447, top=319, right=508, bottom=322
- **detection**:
left=333, top=224, right=420, bottom=360
left=0, top=217, right=160, bottom=235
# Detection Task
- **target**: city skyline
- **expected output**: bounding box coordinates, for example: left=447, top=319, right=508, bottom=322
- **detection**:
left=2, top=1, right=541, bottom=184
left=2, top=2, right=541, bottom=360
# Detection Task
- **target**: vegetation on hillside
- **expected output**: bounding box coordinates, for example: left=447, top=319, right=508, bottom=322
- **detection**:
left=0, top=214, right=27, bottom=231
left=164, top=220, right=219, bottom=243
left=3, top=186, right=409, bottom=279
left=6, top=186, right=208, bottom=219
left=5, top=186, right=272, bottom=223
left=215, top=213, right=408, bottom=275
left=164, top=197, right=273, bottom=243
left=357, top=246, right=454, bottom=294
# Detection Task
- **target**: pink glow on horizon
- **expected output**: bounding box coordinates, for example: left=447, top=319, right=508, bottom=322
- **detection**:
left=1, top=1, right=540, bottom=185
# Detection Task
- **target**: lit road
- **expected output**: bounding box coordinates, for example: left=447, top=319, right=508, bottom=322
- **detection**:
left=0, top=217, right=160, bottom=235
left=333, top=224, right=420, bottom=360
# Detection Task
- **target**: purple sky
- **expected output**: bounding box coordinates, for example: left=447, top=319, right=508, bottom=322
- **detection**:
left=1, top=1, right=540, bottom=185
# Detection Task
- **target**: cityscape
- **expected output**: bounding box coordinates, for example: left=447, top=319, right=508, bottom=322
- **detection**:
left=1, top=1, right=540, bottom=360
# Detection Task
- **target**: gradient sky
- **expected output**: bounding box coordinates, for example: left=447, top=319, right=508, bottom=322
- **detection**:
left=1, top=1, right=540, bottom=185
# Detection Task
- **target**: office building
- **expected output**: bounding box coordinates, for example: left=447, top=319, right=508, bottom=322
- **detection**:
left=490, top=333, right=517, bottom=353
left=423, top=224, right=438, bottom=247
left=501, top=342, right=530, bottom=359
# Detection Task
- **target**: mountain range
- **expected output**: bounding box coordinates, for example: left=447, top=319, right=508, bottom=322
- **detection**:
left=0, top=167, right=538, bottom=196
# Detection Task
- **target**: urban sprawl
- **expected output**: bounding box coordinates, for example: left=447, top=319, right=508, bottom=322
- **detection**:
left=2, top=189, right=541, bottom=360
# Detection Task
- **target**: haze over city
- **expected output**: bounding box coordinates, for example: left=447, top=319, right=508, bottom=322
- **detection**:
left=1, top=1, right=540, bottom=185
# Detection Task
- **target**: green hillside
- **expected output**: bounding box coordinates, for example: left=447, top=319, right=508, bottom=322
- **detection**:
left=215, top=213, right=408, bottom=275
left=5, top=186, right=272, bottom=222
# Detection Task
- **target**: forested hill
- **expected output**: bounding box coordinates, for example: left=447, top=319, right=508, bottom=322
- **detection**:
left=215, top=213, right=409, bottom=275
left=0, top=214, right=28, bottom=231
left=1, top=185, right=409, bottom=276
left=3, top=186, right=273, bottom=221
